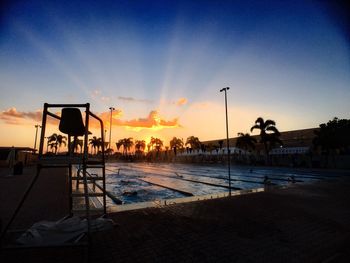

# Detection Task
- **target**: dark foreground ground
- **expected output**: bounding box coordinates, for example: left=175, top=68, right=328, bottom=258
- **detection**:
left=0, top=166, right=350, bottom=263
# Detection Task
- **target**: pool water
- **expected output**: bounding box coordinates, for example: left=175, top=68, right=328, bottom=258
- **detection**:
left=89, top=162, right=328, bottom=206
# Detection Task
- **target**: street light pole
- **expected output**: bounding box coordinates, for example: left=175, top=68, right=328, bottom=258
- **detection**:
left=45, top=137, right=49, bottom=153
left=220, top=87, right=231, bottom=196
left=34, top=125, right=41, bottom=153
left=109, top=107, right=115, bottom=150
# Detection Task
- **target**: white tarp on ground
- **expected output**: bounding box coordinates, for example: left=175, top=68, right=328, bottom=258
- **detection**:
left=16, top=216, right=115, bottom=246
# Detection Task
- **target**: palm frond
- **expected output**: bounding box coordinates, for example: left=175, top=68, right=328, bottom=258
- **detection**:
left=265, top=119, right=276, bottom=127
left=266, top=126, right=280, bottom=135
left=255, top=117, right=264, bottom=125
left=250, top=124, right=260, bottom=132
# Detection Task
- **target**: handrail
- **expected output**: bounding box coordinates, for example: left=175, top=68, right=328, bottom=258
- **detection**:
left=88, top=111, right=105, bottom=161
left=46, top=111, right=61, bottom=120
left=76, top=167, right=122, bottom=205
left=44, top=103, right=89, bottom=108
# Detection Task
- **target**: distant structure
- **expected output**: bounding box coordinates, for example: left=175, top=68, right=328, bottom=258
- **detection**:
left=202, top=128, right=317, bottom=155
left=0, top=147, right=36, bottom=167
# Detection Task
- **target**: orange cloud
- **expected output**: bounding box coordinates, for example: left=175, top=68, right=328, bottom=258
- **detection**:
left=175, top=97, right=188, bottom=106
left=114, top=110, right=180, bottom=131
left=0, top=107, right=43, bottom=125
left=0, top=107, right=180, bottom=132
left=94, top=109, right=123, bottom=128
left=0, top=107, right=100, bottom=128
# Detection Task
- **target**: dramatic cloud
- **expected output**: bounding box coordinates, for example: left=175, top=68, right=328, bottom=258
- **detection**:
left=97, top=109, right=123, bottom=125
left=0, top=107, right=180, bottom=132
left=0, top=107, right=43, bottom=125
left=114, top=110, right=180, bottom=131
left=118, top=96, right=153, bottom=104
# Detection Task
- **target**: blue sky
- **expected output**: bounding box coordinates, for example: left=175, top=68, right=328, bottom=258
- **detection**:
left=0, top=0, right=349, bottom=146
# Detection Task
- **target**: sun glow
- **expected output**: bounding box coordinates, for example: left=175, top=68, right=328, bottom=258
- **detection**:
left=1, top=1, right=349, bottom=149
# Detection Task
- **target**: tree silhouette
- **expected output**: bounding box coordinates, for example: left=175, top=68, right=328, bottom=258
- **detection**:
left=148, top=137, right=162, bottom=151
left=135, top=140, right=146, bottom=155
left=89, top=136, right=102, bottom=154
left=313, top=117, right=350, bottom=167
left=170, top=137, right=184, bottom=155
left=117, top=138, right=134, bottom=155
left=47, top=133, right=67, bottom=154
left=154, top=138, right=163, bottom=152
left=72, top=137, right=83, bottom=153
left=147, top=137, right=163, bottom=157
left=186, top=136, right=201, bottom=152
left=148, top=137, right=155, bottom=151
left=236, top=133, right=257, bottom=151
left=250, top=117, right=282, bottom=159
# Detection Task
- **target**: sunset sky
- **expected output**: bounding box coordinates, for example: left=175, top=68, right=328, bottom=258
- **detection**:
left=1, top=0, right=349, bottom=150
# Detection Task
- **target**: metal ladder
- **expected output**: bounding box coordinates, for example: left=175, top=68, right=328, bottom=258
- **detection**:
left=38, top=103, right=107, bottom=233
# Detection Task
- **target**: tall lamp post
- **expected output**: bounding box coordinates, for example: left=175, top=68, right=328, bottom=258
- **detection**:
left=109, top=107, right=115, bottom=150
left=104, top=129, right=107, bottom=151
left=34, top=124, right=41, bottom=153
left=220, top=87, right=231, bottom=196
left=44, top=137, right=49, bottom=153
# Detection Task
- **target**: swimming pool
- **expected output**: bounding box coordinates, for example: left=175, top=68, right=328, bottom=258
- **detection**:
left=87, top=162, right=329, bottom=208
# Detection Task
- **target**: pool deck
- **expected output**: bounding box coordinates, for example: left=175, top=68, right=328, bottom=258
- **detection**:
left=1, top=166, right=350, bottom=262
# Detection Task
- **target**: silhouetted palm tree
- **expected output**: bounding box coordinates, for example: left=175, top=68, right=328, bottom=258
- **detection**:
left=148, top=137, right=156, bottom=151
left=47, top=133, right=67, bottom=154
left=236, top=133, right=257, bottom=151
left=48, top=142, right=58, bottom=154
left=117, top=138, right=134, bottom=155
left=72, top=137, right=83, bottom=153
left=170, top=137, right=184, bottom=155
left=250, top=117, right=281, bottom=158
left=135, top=140, right=146, bottom=155
left=135, top=140, right=146, bottom=151
left=116, top=141, right=122, bottom=152
left=89, top=136, right=102, bottom=155
left=186, top=136, right=201, bottom=152
left=154, top=138, right=163, bottom=152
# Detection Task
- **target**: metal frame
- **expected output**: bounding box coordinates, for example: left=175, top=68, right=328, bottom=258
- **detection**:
left=0, top=103, right=107, bottom=253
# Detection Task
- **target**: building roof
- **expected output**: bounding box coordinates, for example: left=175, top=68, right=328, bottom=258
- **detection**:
left=202, top=128, right=318, bottom=149
left=0, top=147, right=36, bottom=152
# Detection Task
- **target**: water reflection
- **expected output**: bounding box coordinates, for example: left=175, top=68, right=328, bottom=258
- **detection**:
left=90, top=163, right=326, bottom=206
